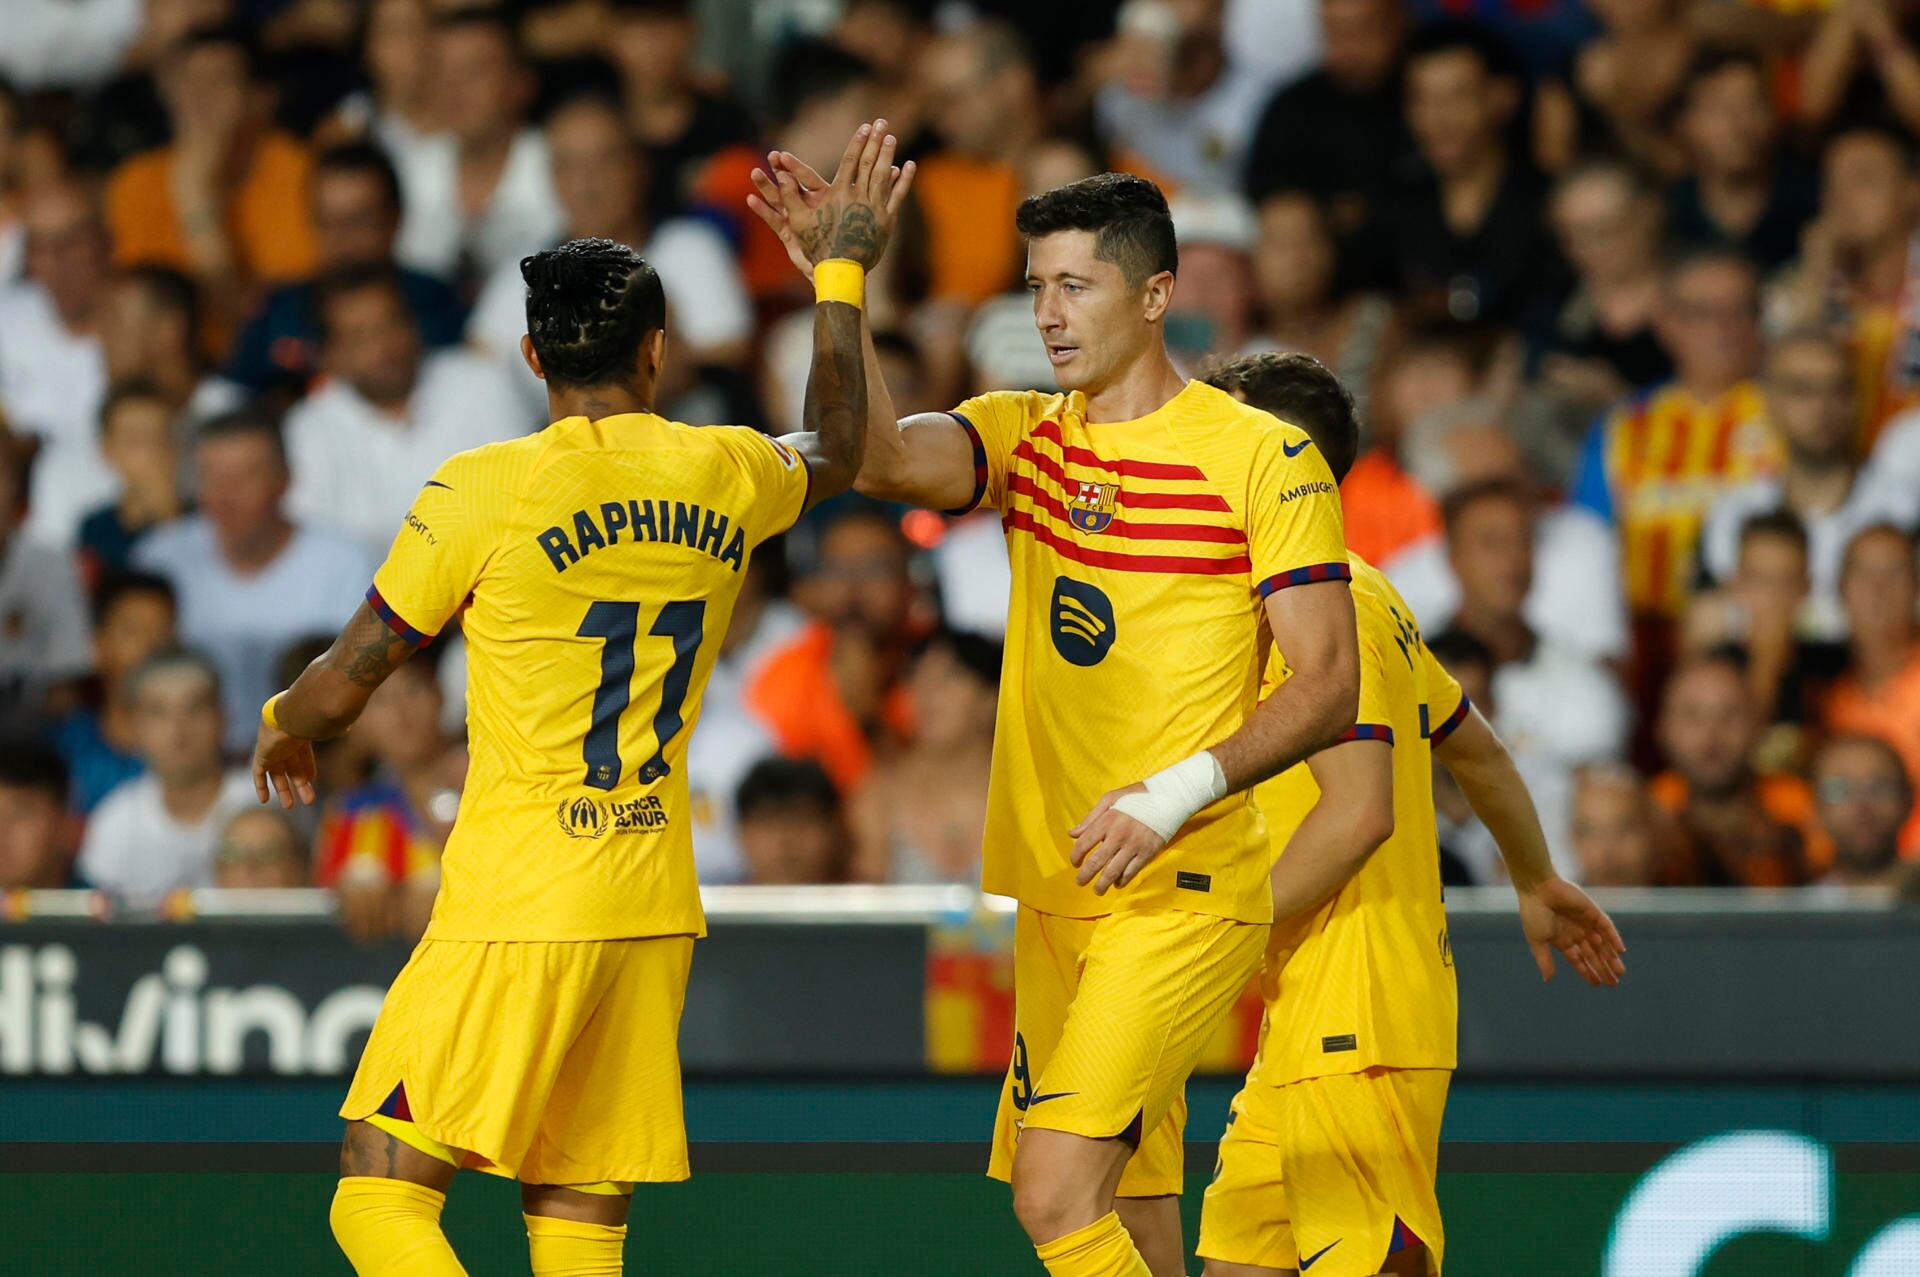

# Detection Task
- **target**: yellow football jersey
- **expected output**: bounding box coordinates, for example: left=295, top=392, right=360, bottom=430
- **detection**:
left=1250, top=555, right=1468, bottom=1084
left=368, top=414, right=809, bottom=942
left=950, top=380, right=1348, bottom=924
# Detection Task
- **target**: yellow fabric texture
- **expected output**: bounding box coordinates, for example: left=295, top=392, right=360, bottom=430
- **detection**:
left=1034, top=1211, right=1155, bottom=1277
left=987, top=905, right=1267, bottom=1197
left=368, top=416, right=808, bottom=941
left=1197, top=1067, right=1450, bottom=1276
left=950, top=381, right=1349, bottom=923
left=343, top=936, right=694, bottom=1185
left=364, top=1111, right=460, bottom=1166
left=1253, top=555, right=1463, bottom=1084
left=525, top=1213, right=628, bottom=1276
left=329, top=1176, right=468, bottom=1276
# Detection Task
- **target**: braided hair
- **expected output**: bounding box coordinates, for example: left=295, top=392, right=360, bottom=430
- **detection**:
left=521, top=238, right=666, bottom=388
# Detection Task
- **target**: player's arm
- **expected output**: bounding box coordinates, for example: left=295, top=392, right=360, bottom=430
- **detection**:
left=1434, top=705, right=1627, bottom=986
left=252, top=602, right=414, bottom=808
left=1265, top=737, right=1395, bottom=922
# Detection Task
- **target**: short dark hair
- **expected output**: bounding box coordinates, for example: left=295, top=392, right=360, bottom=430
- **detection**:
left=98, top=378, right=173, bottom=438
left=1673, top=44, right=1766, bottom=121
left=1841, top=522, right=1919, bottom=578
left=521, top=238, right=666, bottom=389
left=314, top=141, right=404, bottom=215
left=770, top=38, right=874, bottom=126
left=1427, top=627, right=1494, bottom=677
left=917, top=627, right=1003, bottom=686
left=1738, top=508, right=1811, bottom=556
left=119, top=265, right=199, bottom=335
left=1827, top=118, right=1920, bottom=173
left=170, top=21, right=263, bottom=80
left=196, top=408, right=287, bottom=469
left=313, top=262, right=409, bottom=339
left=1402, top=19, right=1520, bottom=82
left=127, top=646, right=224, bottom=706
left=434, top=5, right=517, bottom=46
left=1015, top=172, right=1177, bottom=287
left=1441, top=476, right=1531, bottom=536
left=1199, top=352, right=1360, bottom=482
left=0, top=740, right=69, bottom=805
left=92, top=570, right=176, bottom=630
left=735, top=757, right=841, bottom=822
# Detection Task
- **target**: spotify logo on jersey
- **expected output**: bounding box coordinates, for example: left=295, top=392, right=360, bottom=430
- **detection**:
left=1051, top=577, right=1116, bottom=666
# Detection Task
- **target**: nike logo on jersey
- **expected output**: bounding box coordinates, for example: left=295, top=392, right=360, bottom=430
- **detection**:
left=1282, top=438, right=1316, bottom=457
left=424, top=479, right=453, bottom=490
left=1300, top=1239, right=1341, bottom=1269
left=1026, top=1091, right=1077, bottom=1106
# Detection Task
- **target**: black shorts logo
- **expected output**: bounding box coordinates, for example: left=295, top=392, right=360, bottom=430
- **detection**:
left=1051, top=576, right=1116, bottom=667
left=1176, top=871, right=1212, bottom=893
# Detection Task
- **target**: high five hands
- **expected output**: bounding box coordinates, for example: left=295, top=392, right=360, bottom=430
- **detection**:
left=746, top=119, right=918, bottom=277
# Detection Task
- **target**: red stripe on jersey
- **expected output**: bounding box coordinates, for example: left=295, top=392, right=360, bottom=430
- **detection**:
left=1012, top=443, right=1234, bottom=516
left=1006, top=476, right=1246, bottom=543
left=1659, top=405, right=1695, bottom=477
left=1621, top=403, right=1653, bottom=481
left=1002, top=510, right=1251, bottom=574
left=1706, top=402, right=1736, bottom=473
left=1028, top=419, right=1211, bottom=480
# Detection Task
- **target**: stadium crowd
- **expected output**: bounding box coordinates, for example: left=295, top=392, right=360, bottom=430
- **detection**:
left=0, top=0, right=1917, bottom=935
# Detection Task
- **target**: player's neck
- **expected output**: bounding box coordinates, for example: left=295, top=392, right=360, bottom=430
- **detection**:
left=1079, top=350, right=1187, bottom=425
left=547, top=380, right=657, bottom=423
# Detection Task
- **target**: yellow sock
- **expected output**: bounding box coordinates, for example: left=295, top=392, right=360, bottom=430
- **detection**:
left=1034, top=1211, right=1154, bottom=1277
left=526, top=1212, right=628, bottom=1276
left=329, top=1176, right=467, bottom=1276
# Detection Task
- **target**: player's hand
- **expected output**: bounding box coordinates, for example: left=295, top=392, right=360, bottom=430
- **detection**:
left=746, top=119, right=917, bottom=277
left=252, top=720, right=318, bottom=810
left=1069, top=783, right=1171, bottom=894
left=1517, top=876, right=1626, bottom=987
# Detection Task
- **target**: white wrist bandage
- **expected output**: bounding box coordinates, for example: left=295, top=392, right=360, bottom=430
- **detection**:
left=1111, top=751, right=1228, bottom=842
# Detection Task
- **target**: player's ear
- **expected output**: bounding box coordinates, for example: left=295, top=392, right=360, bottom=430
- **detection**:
left=1141, top=270, right=1175, bottom=324
left=520, top=334, right=546, bottom=382
left=645, top=328, right=667, bottom=379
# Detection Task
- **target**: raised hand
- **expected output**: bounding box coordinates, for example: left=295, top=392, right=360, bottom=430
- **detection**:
left=1518, top=876, right=1627, bottom=987
left=747, top=119, right=917, bottom=278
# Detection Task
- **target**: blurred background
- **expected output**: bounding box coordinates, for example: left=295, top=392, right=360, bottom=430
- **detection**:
left=0, top=0, right=1917, bottom=1272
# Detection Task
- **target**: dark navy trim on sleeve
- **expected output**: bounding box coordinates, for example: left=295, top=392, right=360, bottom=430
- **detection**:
left=1255, top=561, right=1353, bottom=597
left=940, top=411, right=990, bottom=516
left=366, top=586, right=433, bottom=647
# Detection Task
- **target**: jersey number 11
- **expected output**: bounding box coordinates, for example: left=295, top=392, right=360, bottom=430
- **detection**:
left=576, top=599, right=706, bottom=790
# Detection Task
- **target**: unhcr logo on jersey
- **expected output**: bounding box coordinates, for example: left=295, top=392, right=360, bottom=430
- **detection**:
left=557, top=796, right=610, bottom=840
left=1051, top=576, right=1116, bottom=667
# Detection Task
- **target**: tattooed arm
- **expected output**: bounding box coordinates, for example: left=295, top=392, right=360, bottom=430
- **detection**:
left=251, top=601, right=415, bottom=807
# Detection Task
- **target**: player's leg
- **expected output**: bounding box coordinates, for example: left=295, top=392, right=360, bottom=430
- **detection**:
left=1115, top=1194, right=1184, bottom=1277
left=330, top=1115, right=467, bottom=1276
left=521, top=1181, right=632, bottom=1275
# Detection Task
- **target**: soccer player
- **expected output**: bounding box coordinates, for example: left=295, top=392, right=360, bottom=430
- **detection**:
left=1194, top=352, right=1627, bottom=1277
left=250, top=122, right=913, bottom=1276
left=751, top=164, right=1361, bottom=1276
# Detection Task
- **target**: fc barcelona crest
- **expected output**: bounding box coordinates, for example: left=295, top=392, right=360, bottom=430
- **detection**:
left=1067, top=480, right=1119, bottom=533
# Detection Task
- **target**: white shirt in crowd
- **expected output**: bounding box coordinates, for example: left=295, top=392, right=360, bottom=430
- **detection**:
left=0, top=533, right=92, bottom=728
left=933, top=513, right=1013, bottom=639
left=1381, top=505, right=1630, bottom=664
left=0, top=280, right=105, bottom=542
left=1094, top=61, right=1277, bottom=194
left=466, top=217, right=752, bottom=420
left=0, top=0, right=142, bottom=91
left=393, top=129, right=563, bottom=284
left=1699, top=476, right=1913, bottom=641
left=1225, top=0, right=1323, bottom=90
left=1859, top=409, right=1920, bottom=529
left=77, top=771, right=260, bottom=898
left=133, top=518, right=374, bottom=751
left=284, top=350, right=533, bottom=552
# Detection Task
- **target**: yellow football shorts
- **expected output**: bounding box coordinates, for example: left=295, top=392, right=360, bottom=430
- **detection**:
left=341, top=935, right=695, bottom=1187
left=988, top=905, right=1268, bottom=1197
left=1197, top=1066, right=1450, bottom=1276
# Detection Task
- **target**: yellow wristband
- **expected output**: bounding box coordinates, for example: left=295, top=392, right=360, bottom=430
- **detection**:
left=814, top=258, right=865, bottom=310
left=261, top=693, right=286, bottom=732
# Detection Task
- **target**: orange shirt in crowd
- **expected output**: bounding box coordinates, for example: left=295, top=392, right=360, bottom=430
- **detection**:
left=691, top=143, right=800, bottom=301
left=914, top=153, right=1021, bottom=303
left=1339, top=448, right=1440, bottom=566
left=106, top=131, right=319, bottom=285
left=1650, top=769, right=1831, bottom=884
left=1821, top=644, right=1920, bottom=856
left=1847, top=302, right=1920, bottom=453
left=745, top=621, right=915, bottom=793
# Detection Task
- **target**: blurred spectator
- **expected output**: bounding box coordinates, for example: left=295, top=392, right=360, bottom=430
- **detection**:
left=317, top=650, right=461, bottom=940
left=1665, top=47, right=1815, bottom=274
left=1243, top=0, right=1411, bottom=236
left=328, top=0, right=440, bottom=158
left=734, top=757, right=849, bottom=886
left=850, top=629, right=999, bottom=884
left=285, top=265, right=527, bottom=551
left=1568, top=762, right=1662, bottom=887
left=689, top=553, right=802, bottom=884
left=76, top=648, right=257, bottom=897
left=1769, top=124, right=1920, bottom=448
left=100, top=267, right=241, bottom=426
left=392, top=7, right=562, bottom=288
left=1701, top=330, right=1909, bottom=639
left=0, top=741, right=76, bottom=889
left=0, top=181, right=112, bottom=544
left=1683, top=511, right=1848, bottom=770
left=1572, top=250, right=1778, bottom=624
left=1390, top=403, right=1630, bottom=663
left=0, top=443, right=91, bottom=733
left=0, top=0, right=144, bottom=93
left=466, top=92, right=750, bottom=420
left=49, top=571, right=176, bottom=814
left=133, top=411, right=371, bottom=751
left=1863, top=385, right=1920, bottom=525
left=77, top=384, right=186, bottom=577
left=1244, top=190, right=1397, bottom=426
left=690, top=38, right=879, bottom=302
left=1425, top=478, right=1631, bottom=869
left=1224, top=0, right=1327, bottom=87
left=750, top=505, right=918, bottom=794
left=609, top=0, right=756, bottom=216
left=105, top=23, right=319, bottom=339
left=1558, top=0, right=1695, bottom=172
left=915, top=19, right=1044, bottom=304
left=1383, top=21, right=1550, bottom=324
left=1798, top=0, right=1920, bottom=138
left=1651, top=650, right=1819, bottom=886
left=1821, top=523, right=1920, bottom=854
left=1094, top=0, right=1279, bottom=193
left=1812, top=734, right=1914, bottom=886
left=0, top=81, right=24, bottom=282
left=1165, top=192, right=1258, bottom=368
left=213, top=807, right=307, bottom=888
left=224, top=142, right=468, bottom=394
